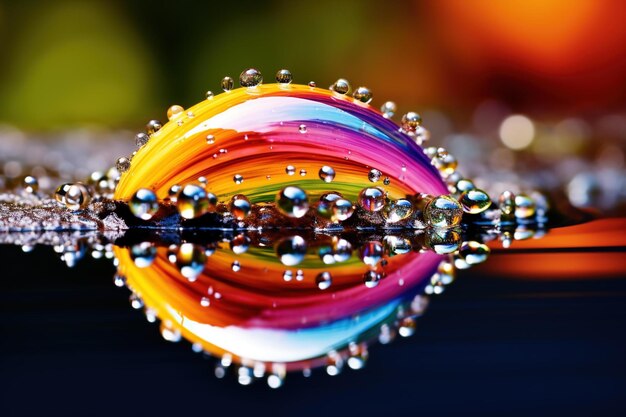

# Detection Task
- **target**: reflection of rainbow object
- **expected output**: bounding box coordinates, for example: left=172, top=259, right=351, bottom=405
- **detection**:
left=114, top=84, right=447, bottom=204
left=114, top=236, right=443, bottom=369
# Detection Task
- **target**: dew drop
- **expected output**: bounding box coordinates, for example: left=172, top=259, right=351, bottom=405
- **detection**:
left=368, top=168, right=382, bottom=182
left=331, top=78, right=350, bottom=95
left=239, top=68, right=263, bottom=88
left=360, top=241, right=384, bottom=266
left=423, top=195, right=463, bottom=228
left=135, top=132, right=149, bottom=148
left=200, top=297, right=211, bottom=307
left=382, top=199, right=413, bottom=223
left=459, top=241, right=490, bottom=265
left=176, top=243, right=207, bottom=281
left=146, top=120, right=162, bottom=135
left=308, top=81, right=316, bottom=88
left=432, top=148, right=458, bottom=177
left=233, top=174, right=244, bottom=184
left=64, top=183, right=91, bottom=211
left=353, top=86, right=373, bottom=103
left=316, top=271, right=332, bottom=290
left=130, top=242, right=156, bottom=268
left=383, top=177, right=391, bottom=186
left=363, top=270, right=381, bottom=288
left=401, top=112, right=422, bottom=133
left=459, top=189, right=492, bottom=214
left=230, top=194, right=251, bottom=220
left=380, top=101, right=397, bottom=118
left=285, top=165, right=296, bottom=175
left=206, top=134, right=215, bottom=144
left=116, top=156, right=131, bottom=173
left=283, top=270, right=293, bottom=281
left=231, top=260, right=241, bottom=272
left=177, top=184, right=216, bottom=219
left=456, top=178, right=476, bottom=194
left=499, top=190, right=516, bottom=218
left=167, top=105, right=184, bottom=120
left=276, top=186, right=309, bottom=218
left=331, top=198, right=354, bottom=222
left=129, top=293, right=144, bottom=309
left=205, top=90, right=214, bottom=100
left=316, top=192, right=343, bottom=219
left=319, top=165, right=335, bottom=183
left=221, top=76, right=234, bottom=92
left=230, top=234, right=250, bottom=254
left=129, top=188, right=159, bottom=220
left=23, top=175, right=38, bottom=193
left=515, top=194, right=536, bottom=219
left=358, top=187, right=385, bottom=212
left=299, top=124, right=307, bottom=134
left=275, top=69, right=292, bottom=84
left=299, top=169, right=307, bottom=176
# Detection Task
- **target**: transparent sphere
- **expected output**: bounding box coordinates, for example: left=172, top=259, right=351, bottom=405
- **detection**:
left=331, top=198, right=354, bottom=222
left=401, top=112, right=422, bottom=132
left=353, top=86, right=373, bottom=103
left=276, top=235, right=307, bottom=266
left=129, top=188, right=159, bottom=220
left=230, top=194, right=251, bottom=220
left=382, top=199, right=413, bottom=223
left=177, top=184, right=215, bottom=219
left=167, top=105, right=184, bottom=120
left=423, top=195, right=463, bottom=228
left=459, top=189, right=492, bottom=214
left=275, top=69, right=293, bottom=84
left=358, top=187, right=385, bottom=212
left=318, top=165, right=336, bottom=183
left=146, top=119, right=162, bottom=135
left=239, top=68, right=263, bottom=88
left=221, top=76, right=234, bottom=92
left=332, top=78, right=350, bottom=94
left=276, top=186, right=309, bottom=218
left=514, top=194, right=536, bottom=219
left=175, top=243, right=207, bottom=281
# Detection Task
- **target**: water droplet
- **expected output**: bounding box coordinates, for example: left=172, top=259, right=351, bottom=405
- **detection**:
left=382, top=199, right=413, bottom=223
left=363, top=270, right=381, bottom=288
left=129, top=293, right=144, bottom=309
left=176, top=243, right=207, bottom=281
left=360, top=241, right=384, bottom=266
left=238, top=366, right=253, bottom=385
left=54, top=183, right=72, bottom=205
left=423, top=195, right=463, bottom=228
left=200, top=297, right=211, bottom=307
left=316, top=271, right=332, bottom=290
left=380, top=101, right=397, bottom=118
left=129, top=188, right=159, bottom=220
left=65, top=183, right=91, bottom=211
left=276, top=235, right=307, bottom=266
left=459, top=241, right=490, bottom=265
left=275, top=69, right=292, bottom=84
left=22, top=175, right=38, bottom=193
left=514, top=194, right=536, bottom=219
left=319, top=165, right=335, bottom=183
left=146, top=120, right=162, bottom=135
left=383, top=235, right=412, bottom=256
left=401, top=112, right=422, bottom=133
left=205, top=90, right=214, bottom=100
left=455, top=178, right=475, bottom=194
left=413, top=126, right=430, bottom=145
left=368, top=168, right=382, bottom=182
left=285, top=165, right=296, bottom=175
left=234, top=174, right=244, bottom=184
left=113, top=273, right=126, bottom=288
left=230, top=234, right=250, bottom=254
left=160, top=322, right=182, bottom=343
left=135, top=132, right=150, bottom=148
left=431, top=148, right=458, bottom=176
left=296, top=270, right=304, bottom=281
left=399, top=317, right=416, bottom=337
left=267, top=374, right=284, bottom=389
left=298, top=124, right=307, bottom=133
left=460, top=189, right=492, bottom=214
left=177, top=184, right=216, bottom=219
left=276, top=186, right=309, bottom=218
left=221, top=76, right=234, bottom=92
left=239, top=68, right=263, bottom=87
left=231, top=260, right=241, bottom=272
left=353, top=86, right=373, bottom=103
left=331, top=78, right=350, bottom=95
left=230, top=194, right=251, bottom=220
left=425, top=228, right=462, bottom=254
left=299, top=169, right=307, bottom=176
left=130, top=242, right=156, bottom=268
left=499, top=190, right=516, bottom=219
left=383, top=177, right=391, bottom=186
left=206, top=134, right=215, bottom=144
left=116, top=156, right=131, bottom=173
left=283, top=270, right=293, bottom=281
left=316, top=192, right=343, bottom=218
left=198, top=176, right=208, bottom=186
left=168, top=184, right=182, bottom=201
left=167, top=105, right=184, bottom=120
left=308, top=81, right=316, bottom=88
left=358, top=187, right=385, bottom=212
left=331, top=198, right=354, bottom=222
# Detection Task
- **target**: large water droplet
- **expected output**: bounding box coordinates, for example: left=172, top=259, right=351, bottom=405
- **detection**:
left=514, top=194, right=536, bottom=219
left=358, top=187, right=385, bottom=212
left=360, top=241, right=384, bottom=266
left=275, top=69, right=292, bottom=85
left=135, top=132, right=149, bottom=148
left=380, top=101, right=397, bottom=118
left=129, top=188, right=159, bottom=220
left=276, top=186, right=309, bottom=218
left=316, top=271, right=332, bottom=290
left=230, top=194, right=251, bottom=220
left=401, top=112, right=422, bottom=133
left=276, top=235, right=307, bottom=266
left=130, top=242, right=157, bottom=268
left=177, top=184, right=216, bottom=219
left=368, top=168, right=382, bottom=183
left=239, top=68, right=263, bottom=88
left=458, top=241, right=490, bottom=265
left=221, top=76, right=234, bottom=92
left=167, top=105, right=184, bottom=120
left=423, top=195, right=463, bottom=228
left=459, top=189, right=492, bottom=214
left=116, top=156, right=131, bottom=173
left=146, top=120, right=162, bottom=135
left=332, top=78, right=350, bottom=95
left=363, top=270, right=381, bottom=288
left=65, top=183, right=91, bottom=211
left=353, top=86, right=373, bottom=103
left=285, top=165, right=296, bottom=175
left=331, top=198, right=354, bottom=222
left=176, top=243, right=207, bottom=281
left=382, top=199, right=413, bottom=223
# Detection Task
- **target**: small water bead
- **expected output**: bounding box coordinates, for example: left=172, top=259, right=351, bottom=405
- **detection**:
left=383, top=177, right=391, bottom=186
left=360, top=241, right=384, bottom=266
left=298, top=124, right=307, bottom=134
left=129, top=293, right=144, bottom=310
left=401, top=112, right=422, bottom=133
left=316, top=192, right=343, bottom=218
left=514, top=194, right=536, bottom=219
left=398, top=317, right=417, bottom=337
left=135, top=132, right=149, bottom=148
left=459, top=189, right=492, bottom=214
left=276, top=186, right=309, bottom=218
left=167, top=184, right=182, bottom=201
left=308, top=81, right=316, bottom=88
left=380, top=101, right=397, bottom=118
left=423, top=146, right=438, bottom=160
left=331, top=78, right=350, bottom=95
left=200, top=297, right=211, bottom=307
left=206, top=134, right=215, bottom=144
left=316, top=271, right=332, bottom=290
left=267, top=374, right=284, bottom=389
left=167, top=105, right=184, bottom=120
left=319, top=165, right=335, bottom=183
left=383, top=235, right=412, bottom=256
left=499, top=190, right=516, bottom=218
left=230, top=194, right=252, bottom=220
left=353, top=86, right=373, bottom=104
left=283, top=270, right=293, bottom=281
left=363, top=270, right=381, bottom=288
left=285, top=165, right=296, bottom=175
left=146, top=119, right=162, bottom=135
left=54, top=183, right=72, bottom=204
left=276, top=235, right=307, bottom=266
left=177, top=184, right=215, bottom=219
left=423, top=195, right=463, bottom=228
left=130, top=242, right=157, bottom=268
left=113, top=273, right=126, bottom=288
left=231, top=260, right=241, bottom=272
left=299, top=169, right=307, bottom=176
left=425, top=228, right=462, bottom=254
left=275, top=69, right=292, bottom=84
left=413, top=126, right=431, bottom=145
left=456, top=178, right=476, bottom=194
left=176, top=243, right=207, bottom=281
left=116, top=156, right=131, bottom=173
left=221, top=76, right=234, bottom=92
left=331, top=198, right=354, bottom=222
left=239, top=68, right=263, bottom=87
left=431, top=148, right=458, bottom=176
left=205, top=90, right=214, bottom=100
left=382, top=199, right=413, bottom=223
left=358, top=187, right=385, bottom=212
left=368, top=168, right=382, bottom=182
left=296, top=270, right=304, bottom=281
left=198, top=176, right=208, bottom=186
left=230, top=234, right=250, bottom=255
left=458, top=241, right=490, bottom=265
left=22, top=175, right=38, bottom=193
left=128, top=188, right=159, bottom=220
left=160, top=323, right=182, bottom=343
left=65, top=183, right=91, bottom=211
left=233, top=174, right=244, bottom=184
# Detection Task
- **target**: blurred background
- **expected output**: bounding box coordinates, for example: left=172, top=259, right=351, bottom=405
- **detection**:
left=0, top=0, right=624, bottom=211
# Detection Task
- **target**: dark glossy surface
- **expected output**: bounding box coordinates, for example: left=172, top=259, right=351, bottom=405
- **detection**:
left=1, top=232, right=625, bottom=417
